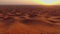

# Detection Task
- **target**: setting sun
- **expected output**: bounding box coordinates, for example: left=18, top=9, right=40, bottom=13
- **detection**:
left=35, top=0, right=60, bottom=5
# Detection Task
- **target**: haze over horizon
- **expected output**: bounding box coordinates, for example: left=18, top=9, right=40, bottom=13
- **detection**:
left=0, top=0, right=60, bottom=5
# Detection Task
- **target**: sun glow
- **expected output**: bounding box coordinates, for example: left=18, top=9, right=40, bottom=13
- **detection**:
left=34, top=0, right=60, bottom=5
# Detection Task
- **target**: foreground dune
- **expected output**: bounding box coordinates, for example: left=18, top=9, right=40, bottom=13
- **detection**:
left=0, top=5, right=60, bottom=34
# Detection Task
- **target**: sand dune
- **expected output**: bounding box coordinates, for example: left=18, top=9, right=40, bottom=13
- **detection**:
left=0, top=5, right=60, bottom=34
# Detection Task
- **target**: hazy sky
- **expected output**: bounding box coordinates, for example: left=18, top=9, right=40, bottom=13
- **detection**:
left=0, top=0, right=38, bottom=5
left=0, top=0, right=60, bottom=5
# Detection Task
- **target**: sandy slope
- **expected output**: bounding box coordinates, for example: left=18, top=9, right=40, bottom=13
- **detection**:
left=0, top=5, right=60, bottom=34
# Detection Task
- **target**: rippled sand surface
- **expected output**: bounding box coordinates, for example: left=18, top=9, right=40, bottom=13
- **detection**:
left=0, top=5, right=60, bottom=34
